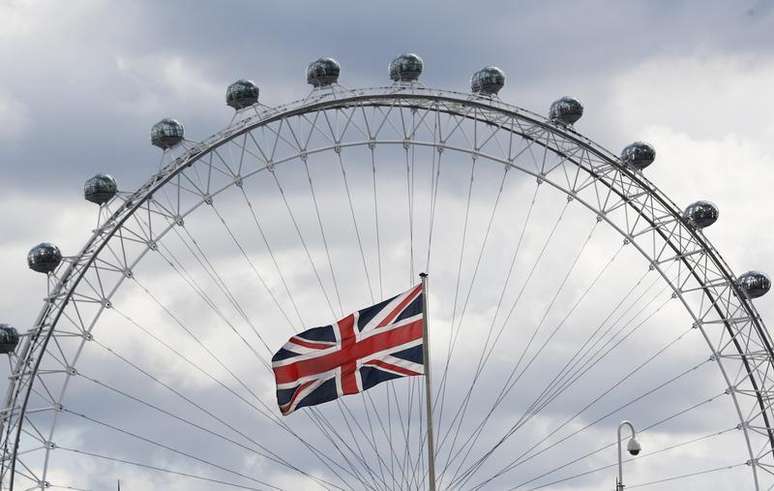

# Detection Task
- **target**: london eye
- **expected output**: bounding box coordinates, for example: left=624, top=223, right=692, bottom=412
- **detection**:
left=1, top=53, right=772, bottom=490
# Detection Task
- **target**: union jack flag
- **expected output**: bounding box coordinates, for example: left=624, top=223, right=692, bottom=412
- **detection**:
left=272, top=284, right=425, bottom=415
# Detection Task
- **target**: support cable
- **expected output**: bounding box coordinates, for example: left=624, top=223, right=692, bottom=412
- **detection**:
left=61, top=408, right=283, bottom=490
left=510, top=391, right=728, bottom=489
left=525, top=431, right=741, bottom=490
left=452, top=285, right=675, bottom=488
left=58, top=446, right=277, bottom=491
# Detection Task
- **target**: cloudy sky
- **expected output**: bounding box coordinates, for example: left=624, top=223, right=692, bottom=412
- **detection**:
left=2, top=1, right=774, bottom=490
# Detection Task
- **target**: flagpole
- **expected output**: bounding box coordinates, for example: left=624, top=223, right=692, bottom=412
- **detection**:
left=420, top=272, right=437, bottom=491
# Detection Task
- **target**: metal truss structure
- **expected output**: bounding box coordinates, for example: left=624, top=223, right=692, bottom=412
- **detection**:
left=1, top=85, right=772, bottom=489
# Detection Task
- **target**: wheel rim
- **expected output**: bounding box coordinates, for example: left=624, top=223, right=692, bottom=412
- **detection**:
left=2, top=86, right=771, bottom=490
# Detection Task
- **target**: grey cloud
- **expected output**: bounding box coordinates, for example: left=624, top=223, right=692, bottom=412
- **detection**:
left=2, top=1, right=774, bottom=490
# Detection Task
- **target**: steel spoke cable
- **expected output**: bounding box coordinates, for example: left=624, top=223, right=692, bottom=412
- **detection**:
left=447, top=223, right=602, bottom=487
left=424, top=109, right=442, bottom=273
left=433, top=166, right=509, bottom=470
left=336, top=150, right=375, bottom=302
left=519, top=266, right=657, bottom=421
left=75, top=371, right=347, bottom=489
left=475, top=241, right=627, bottom=451
left=460, top=310, right=688, bottom=490
left=413, top=111, right=442, bottom=491
left=479, top=354, right=710, bottom=489
left=156, top=228, right=265, bottom=365
left=437, top=200, right=575, bottom=483
left=366, top=137, right=384, bottom=300
left=176, top=224, right=272, bottom=361
left=404, top=113, right=416, bottom=281
left=108, top=306, right=340, bottom=484
left=531, top=279, right=677, bottom=424
left=132, top=272, right=266, bottom=398
left=305, top=407, right=376, bottom=488
left=524, top=430, right=741, bottom=491
left=238, top=184, right=305, bottom=327
left=268, top=165, right=338, bottom=318
left=393, top=110, right=426, bottom=488
left=128, top=275, right=362, bottom=488
left=402, top=125, right=422, bottom=489
left=335, top=146, right=399, bottom=487
left=156, top=232, right=277, bottom=357
left=89, top=338, right=348, bottom=482
left=441, top=233, right=620, bottom=482
left=510, top=391, right=728, bottom=489
left=263, top=150, right=386, bottom=485
left=305, top=407, right=382, bottom=491
left=299, top=148, right=392, bottom=487
left=403, top=354, right=421, bottom=485
left=305, top=402, right=384, bottom=489
left=446, top=168, right=510, bottom=352
left=493, top=209, right=595, bottom=408
left=530, top=287, right=674, bottom=415
left=364, top=134, right=407, bottom=486
left=474, top=229, right=617, bottom=428
left=57, top=446, right=279, bottom=491
left=386, top=382, right=396, bottom=491
left=337, top=395, right=398, bottom=488
left=434, top=181, right=540, bottom=456
left=410, top=379, right=428, bottom=491
left=208, top=198, right=386, bottom=484
left=404, top=383, right=425, bottom=491
left=499, top=263, right=677, bottom=456
left=61, top=408, right=283, bottom=490
left=243, top=162, right=394, bottom=488
left=110, top=304, right=277, bottom=424
left=432, top=156, right=477, bottom=451
left=477, top=196, right=571, bottom=377
left=209, top=201, right=298, bottom=332
left=627, top=463, right=748, bottom=489
left=331, top=400, right=382, bottom=488
left=386, top=381, right=412, bottom=486
left=301, top=158, right=344, bottom=315
left=167, top=224, right=374, bottom=479
left=458, top=284, right=671, bottom=490
left=451, top=285, right=675, bottom=488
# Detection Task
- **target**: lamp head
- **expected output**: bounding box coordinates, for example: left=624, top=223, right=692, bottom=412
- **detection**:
left=627, top=437, right=641, bottom=456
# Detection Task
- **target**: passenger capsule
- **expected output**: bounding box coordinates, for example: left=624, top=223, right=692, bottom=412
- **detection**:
left=389, top=53, right=423, bottom=82
left=84, top=174, right=118, bottom=205
left=683, top=201, right=719, bottom=229
left=0, top=324, right=19, bottom=354
left=471, top=66, right=505, bottom=96
left=549, top=97, right=584, bottom=125
left=226, top=79, right=259, bottom=110
left=306, top=57, right=341, bottom=87
left=738, top=271, right=771, bottom=299
left=151, top=118, right=184, bottom=149
left=27, top=242, right=62, bottom=274
left=621, top=142, right=656, bottom=170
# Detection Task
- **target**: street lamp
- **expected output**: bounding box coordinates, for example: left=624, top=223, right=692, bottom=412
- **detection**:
left=616, top=420, right=641, bottom=490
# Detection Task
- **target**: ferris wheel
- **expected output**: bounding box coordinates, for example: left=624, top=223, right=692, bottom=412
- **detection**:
left=1, top=53, right=772, bottom=490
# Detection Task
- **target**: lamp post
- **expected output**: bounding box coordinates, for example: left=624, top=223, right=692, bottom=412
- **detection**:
left=616, top=420, right=641, bottom=490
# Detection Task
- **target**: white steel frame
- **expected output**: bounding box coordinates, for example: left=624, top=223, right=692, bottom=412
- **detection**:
left=1, top=85, right=772, bottom=489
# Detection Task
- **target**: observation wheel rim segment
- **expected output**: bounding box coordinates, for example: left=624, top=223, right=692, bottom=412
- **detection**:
left=2, top=86, right=771, bottom=489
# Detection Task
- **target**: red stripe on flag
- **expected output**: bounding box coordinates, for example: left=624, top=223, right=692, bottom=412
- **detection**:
left=376, top=284, right=422, bottom=328
left=365, top=358, right=421, bottom=377
left=280, top=379, right=315, bottom=415
left=289, top=336, right=335, bottom=350
left=338, top=314, right=359, bottom=395
left=273, top=319, right=424, bottom=385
